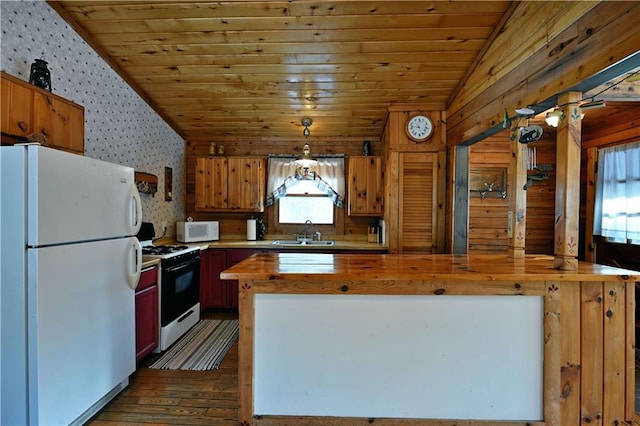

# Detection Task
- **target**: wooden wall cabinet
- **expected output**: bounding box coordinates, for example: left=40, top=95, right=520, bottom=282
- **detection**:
left=348, top=156, right=383, bottom=216
left=200, top=248, right=261, bottom=310
left=195, top=157, right=265, bottom=212
left=135, top=265, right=159, bottom=362
left=1, top=72, right=84, bottom=154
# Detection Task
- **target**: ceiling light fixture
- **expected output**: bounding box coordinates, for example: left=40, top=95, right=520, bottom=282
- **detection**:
left=545, top=109, right=564, bottom=127
left=301, top=117, right=312, bottom=138
left=295, top=143, right=318, bottom=169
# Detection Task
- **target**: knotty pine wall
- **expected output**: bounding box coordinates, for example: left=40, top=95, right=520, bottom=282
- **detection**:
left=468, top=129, right=557, bottom=254
left=184, top=136, right=382, bottom=239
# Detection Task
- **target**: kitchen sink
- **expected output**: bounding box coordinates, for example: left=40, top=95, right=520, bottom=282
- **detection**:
left=271, top=240, right=335, bottom=246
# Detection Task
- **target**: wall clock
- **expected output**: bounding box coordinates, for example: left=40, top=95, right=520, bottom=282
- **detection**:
left=405, top=114, right=434, bottom=142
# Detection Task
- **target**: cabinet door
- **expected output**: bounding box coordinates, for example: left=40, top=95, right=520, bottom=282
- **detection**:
left=227, top=157, right=265, bottom=211
left=199, top=249, right=228, bottom=309
left=195, top=157, right=265, bottom=212
left=226, top=249, right=261, bottom=309
left=33, top=93, right=84, bottom=154
left=1, top=76, right=33, bottom=137
left=135, top=284, right=158, bottom=362
left=348, top=156, right=383, bottom=216
left=399, top=152, right=438, bottom=253
left=195, top=157, right=228, bottom=210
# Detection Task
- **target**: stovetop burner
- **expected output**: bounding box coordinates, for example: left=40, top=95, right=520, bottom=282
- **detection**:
left=140, top=240, right=200, bottom=260
left=142, top=245, right=190, bottom=255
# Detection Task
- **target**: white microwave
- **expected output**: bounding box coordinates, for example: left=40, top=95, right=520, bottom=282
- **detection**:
left=176, top=221, right=219, bottom=242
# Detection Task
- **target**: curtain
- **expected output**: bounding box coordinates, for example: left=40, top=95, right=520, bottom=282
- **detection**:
left=594, top=141, right=640, bottom=244
left=266, top=156, right=345, bottom=207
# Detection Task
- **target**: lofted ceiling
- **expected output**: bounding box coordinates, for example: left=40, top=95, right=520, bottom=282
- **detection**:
left=48, top=1, right=640, bottom=143
left=49, top=0, right=514, bottom=141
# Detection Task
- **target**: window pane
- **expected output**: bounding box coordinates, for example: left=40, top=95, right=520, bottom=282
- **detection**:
left=279, top=196, right=334, bottom=224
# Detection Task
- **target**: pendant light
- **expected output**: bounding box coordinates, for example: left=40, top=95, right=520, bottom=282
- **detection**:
left=295, top=118, right=317, bottom=168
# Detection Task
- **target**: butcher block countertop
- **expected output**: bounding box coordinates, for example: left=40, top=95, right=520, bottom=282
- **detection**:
left=220, top=252, right=639, bottom=282
left=223, top=252, right=638, bottom=425
left=141, top=258, right=160, bottom=269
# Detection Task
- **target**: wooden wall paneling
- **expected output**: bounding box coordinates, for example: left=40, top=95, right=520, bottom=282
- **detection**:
left=468, top=133, right=510, bottom=254
left=582, top=103, right=640, bottom=149
left=559, top=282, right=581, bottom=425
left=580, top=281, right=604, bottom=425
left=625, top=281, right=635, bottom=421
left=602, top=281, right=626, bottom=425
left=553, top=92, right=582, bottom=270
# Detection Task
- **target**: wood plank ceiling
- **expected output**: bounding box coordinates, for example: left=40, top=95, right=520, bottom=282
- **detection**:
left=49, top=1, right=513, bottom=141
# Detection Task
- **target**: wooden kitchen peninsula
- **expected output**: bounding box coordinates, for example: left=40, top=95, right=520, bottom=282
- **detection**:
left=221, top=253, right=638, bottom=425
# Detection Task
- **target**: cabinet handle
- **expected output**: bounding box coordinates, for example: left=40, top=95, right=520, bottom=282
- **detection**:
left=18, top=121, right=28, bottom=132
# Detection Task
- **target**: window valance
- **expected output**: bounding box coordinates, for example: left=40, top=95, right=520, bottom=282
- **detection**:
left=266, top=155, right=345, bottom=207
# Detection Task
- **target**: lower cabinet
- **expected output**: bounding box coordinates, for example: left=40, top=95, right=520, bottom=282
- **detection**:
left=135, top=265, right=159, bottom=362
left=200, top=248, right=261, bottom=310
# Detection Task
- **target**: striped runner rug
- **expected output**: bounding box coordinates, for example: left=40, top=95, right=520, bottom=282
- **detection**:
left=148, top=319, right=239, bottom=371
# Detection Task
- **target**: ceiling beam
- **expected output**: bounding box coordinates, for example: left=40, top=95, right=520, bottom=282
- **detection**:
left=447, top=2, right=640, bottom=147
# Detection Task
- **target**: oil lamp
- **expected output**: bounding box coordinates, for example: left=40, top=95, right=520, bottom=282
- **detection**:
left=29, top=58, right=52, bottom=91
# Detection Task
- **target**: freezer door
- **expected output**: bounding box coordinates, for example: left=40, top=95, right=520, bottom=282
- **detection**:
left=10, top=145, right=142, bottom=246
left=26, top=237, right=138, bottom=425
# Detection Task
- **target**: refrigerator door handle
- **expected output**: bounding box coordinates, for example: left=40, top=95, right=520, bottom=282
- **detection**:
left=130, top=184, right=143, bottom=235
left=128, top=237, right=143, bottom=290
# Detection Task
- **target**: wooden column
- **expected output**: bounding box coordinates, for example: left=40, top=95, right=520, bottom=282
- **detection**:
left=554, top=92, right=582, bottom=270
left=584, top=147, right=597, bottom=263
left=507, top=130, right=527, bottom=258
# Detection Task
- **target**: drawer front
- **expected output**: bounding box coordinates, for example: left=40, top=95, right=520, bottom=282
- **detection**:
left=137, top=266, right=158, bottom=291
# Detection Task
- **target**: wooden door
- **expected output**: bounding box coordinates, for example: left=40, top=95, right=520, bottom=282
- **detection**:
left=1, top=76, right=33, bottom=137
left=227, top=157, right=265, bottom=211
left=195, top=157, right=228, bottom=210
left=199, top=249, right=228, bottom=310
left=135, top=266, right=159, bottom=362
left=348, top=156, right=383, bottom=216
left=399, top=152, right=438, bottom=253
left=43, top=97, right=84, bottom=154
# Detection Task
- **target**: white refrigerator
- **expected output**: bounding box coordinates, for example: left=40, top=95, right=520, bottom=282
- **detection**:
left=1, top=145, right=143, bottom=426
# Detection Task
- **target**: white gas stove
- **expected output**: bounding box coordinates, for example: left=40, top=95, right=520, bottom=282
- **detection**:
left=137, top=223, right=201, bottom=351
left=141, top=241, right=199, bottom=259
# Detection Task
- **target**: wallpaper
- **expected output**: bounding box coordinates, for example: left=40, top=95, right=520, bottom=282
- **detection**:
left=0, top=1, right=185, bottom=238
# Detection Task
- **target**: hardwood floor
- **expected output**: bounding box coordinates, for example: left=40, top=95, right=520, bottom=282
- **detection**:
left=88, top=312, right=239, bottom=425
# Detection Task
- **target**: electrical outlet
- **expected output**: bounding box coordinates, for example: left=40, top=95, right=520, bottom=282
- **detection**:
left=162, top=221, right=167, bottom=232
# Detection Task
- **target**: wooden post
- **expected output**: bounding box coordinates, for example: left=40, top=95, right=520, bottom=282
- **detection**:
left=554, top=92, right=582, bottom=270
left=584, top=147, right=597, bottom=263
left=507, top=129, right=527, bottom=258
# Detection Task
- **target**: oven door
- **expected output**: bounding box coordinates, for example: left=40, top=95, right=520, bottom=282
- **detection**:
left=161, top=254, right=200, bottom=326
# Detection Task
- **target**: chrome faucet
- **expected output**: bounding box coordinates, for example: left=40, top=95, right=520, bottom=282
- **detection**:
left=302, top=219, right=313, bottom=241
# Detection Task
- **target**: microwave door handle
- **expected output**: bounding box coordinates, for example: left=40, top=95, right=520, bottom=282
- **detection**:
left=165, top=257, right=200, bottom=273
